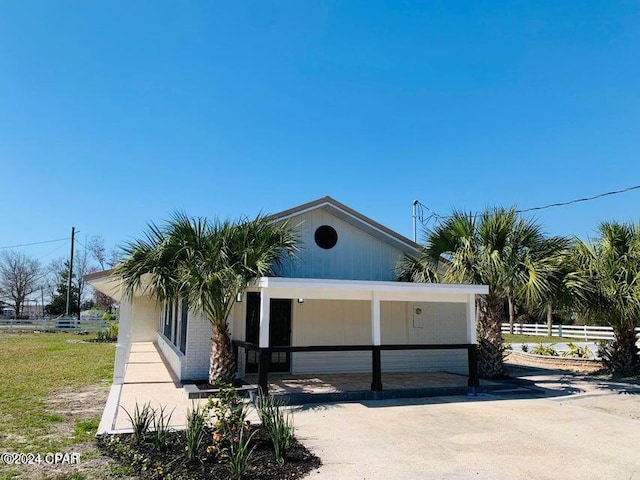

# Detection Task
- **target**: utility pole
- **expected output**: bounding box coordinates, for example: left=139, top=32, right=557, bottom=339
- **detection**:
left=65, top=227, right=75, bottom=317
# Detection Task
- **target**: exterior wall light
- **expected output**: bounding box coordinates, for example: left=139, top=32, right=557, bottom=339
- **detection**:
left=297, top=298, right=304, bottom=304
left=236, top=292, right=243, bottom=302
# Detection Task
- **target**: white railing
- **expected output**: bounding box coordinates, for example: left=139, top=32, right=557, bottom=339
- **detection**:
left=0, top=317, right=111, bottom=332
left=501, top=323, right=640, bottom=341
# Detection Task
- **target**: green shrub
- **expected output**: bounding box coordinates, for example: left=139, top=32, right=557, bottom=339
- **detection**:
left=95, top=321, right=119, bottom=342
left=228, top=427, right=257, bottom=479
left=121, top=402, right=154, bottom=445
left=207, top=382, right=249, bottom=439
left=254, top=393, right=294, bottom=465
left=562, top=342, right=593, bottom=359
left=185, top=403, right=207, bottom=462
left=151, top=405, right=174, bottom=450
left=531, top=343, right=558, bottom=356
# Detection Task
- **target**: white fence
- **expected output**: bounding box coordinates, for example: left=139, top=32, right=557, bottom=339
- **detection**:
left=502, top=323, right=640, bottom=341
left=0, top=317, right=111, bottom=332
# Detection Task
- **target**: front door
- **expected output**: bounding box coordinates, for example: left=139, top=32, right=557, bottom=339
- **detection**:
left=269, top=299, right=292, bottom=373
left=245, top=293, right=260, bottom=373
left=244, top=293, right=292, bottom=373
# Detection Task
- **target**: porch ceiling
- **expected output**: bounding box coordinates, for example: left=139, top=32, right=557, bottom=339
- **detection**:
left=87, top=274, right=123, bottom=302
left=86, top=272, right=157, bottom=302
left=254, top=277, right=488, bottom=301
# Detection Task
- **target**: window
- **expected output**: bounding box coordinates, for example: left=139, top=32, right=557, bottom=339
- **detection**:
left=163, top=302, right=172, bottom=338
left=161, top=299, right=188, bottom=354
left=179, top=299, right=188, bottom=354
left=314, top=225, right=338, bottom=249
left=172, top=301, right=179, bottom=343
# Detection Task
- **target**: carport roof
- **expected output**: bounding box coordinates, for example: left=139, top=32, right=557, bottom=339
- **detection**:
left=252, top=277, right=488, bottom=301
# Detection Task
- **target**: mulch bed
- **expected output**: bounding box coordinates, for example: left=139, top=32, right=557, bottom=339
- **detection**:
left=97, top=425, right=321, bottom=480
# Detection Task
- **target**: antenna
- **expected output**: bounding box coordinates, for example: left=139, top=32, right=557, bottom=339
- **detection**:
left=412, top=200, right=419, bottom=242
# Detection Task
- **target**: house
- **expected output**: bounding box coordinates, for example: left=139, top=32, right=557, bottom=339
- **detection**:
left=87, top=196, right=488, bottom=394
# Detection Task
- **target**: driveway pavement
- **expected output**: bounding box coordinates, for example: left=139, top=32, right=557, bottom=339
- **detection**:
left=293, top=366, right=640, bottom=480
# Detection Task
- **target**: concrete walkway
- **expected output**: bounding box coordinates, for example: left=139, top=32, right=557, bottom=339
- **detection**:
left=99, top=342, right=207, bottom=433
left=101, top=342, right=495, bottom=432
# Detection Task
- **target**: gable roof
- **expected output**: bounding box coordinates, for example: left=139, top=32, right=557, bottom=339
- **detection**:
left=87, top=197, right=421, bottom=292
left=269, top=196, right=420, bottom=254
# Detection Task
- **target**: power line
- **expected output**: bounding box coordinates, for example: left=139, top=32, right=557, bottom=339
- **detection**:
left=0, top=237, right=69, bottom=250
left=39, top=240, right=71, bottom=261
left=415, top=183, right=640, bottom=227
left=517, top=184, right=640, bottom=213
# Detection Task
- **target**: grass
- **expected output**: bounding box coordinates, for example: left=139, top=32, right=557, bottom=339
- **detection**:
left=503, top=333, right=592, bottom=344
left=0, top=332, right=115, bottom=452
left=73, top=418, right=101, bottom=443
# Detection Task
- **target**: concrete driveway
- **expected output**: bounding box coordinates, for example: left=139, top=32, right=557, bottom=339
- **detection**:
left=293, top=367, right=640, bottom=480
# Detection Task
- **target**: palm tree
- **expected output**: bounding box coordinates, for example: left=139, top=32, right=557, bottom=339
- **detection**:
left=398, top=207, right=569, bottom=378
left=570, top=221, right=640, bottom=375
left=115, top=212, right=298, bottom=384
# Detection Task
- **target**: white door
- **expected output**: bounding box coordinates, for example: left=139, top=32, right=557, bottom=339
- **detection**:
left=410, top=303, right=429, bottom=342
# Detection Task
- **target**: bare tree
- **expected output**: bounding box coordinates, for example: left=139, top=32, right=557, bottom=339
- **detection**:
left=0, top=251, right=42, bottom=316
left=87, top=235, right=107, bottom=270
left=44, top=258, right=65, bottom=301
left=107, top=247, right=122, bottom=268
left=88, top=235, right=121, bottom=270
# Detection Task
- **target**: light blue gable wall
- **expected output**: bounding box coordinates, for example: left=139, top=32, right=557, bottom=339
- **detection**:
left=274, top=208, right=408, bottom=281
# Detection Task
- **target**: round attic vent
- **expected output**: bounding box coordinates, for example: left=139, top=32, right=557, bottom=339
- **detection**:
left=314, top=225, right=338, bottom=250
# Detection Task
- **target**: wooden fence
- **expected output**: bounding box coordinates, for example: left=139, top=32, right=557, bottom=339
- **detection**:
left=502, top=323, right=640, bottom=341
left=0, top=317, right=111, bottom=332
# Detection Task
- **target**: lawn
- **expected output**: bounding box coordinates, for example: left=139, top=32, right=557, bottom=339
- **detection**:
left=0, top=332, right=115, bottom=454
left=503, top=333, right=579, bottom=344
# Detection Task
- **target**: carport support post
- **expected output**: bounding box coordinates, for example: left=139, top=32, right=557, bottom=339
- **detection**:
left=258, top=289, right=271, bottom=394
left=371, top=347, right=382, bottom=391
left=370, top=294, right=383, bottom=392
left=467, top=344, right=480, bottom=389
left=258, top=348, right=270, bottom=394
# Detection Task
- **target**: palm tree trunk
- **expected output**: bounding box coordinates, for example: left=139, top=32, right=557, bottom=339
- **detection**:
left=508, top=294, right=515, bottom=335
left=477, top=294, right=507, bottom=378
left=603, top=324, right=640, bottom=376
left=209, top=322, right=237, bottom=384
left=546, top=304, right=553, bottom=337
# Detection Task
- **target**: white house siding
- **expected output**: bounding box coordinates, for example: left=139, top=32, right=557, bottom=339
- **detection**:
left=156, top=334, right=183, bottom=379
left=182, top=312, right=212, bottom=381
left=130, top=295, right=161, bottom=342
left=180, top=303, right=243, bottom=381
left=381, top=301, right=469, bottom=374
left=276, top=209, right=405, bottom=281
left=291, top=299, right=469, bottom=375
left=231, top=301, right=247, bottom=377
left=291, top=299, right=372, bottom=374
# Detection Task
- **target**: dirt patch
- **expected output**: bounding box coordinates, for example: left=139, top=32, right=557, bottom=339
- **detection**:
left=6, top=441, right=133, bottom=480
left=0, top=384, right=123, bottom=480
left=47, top=384, right=111, bottom=420
left=506, top=350, right=603, bottom=373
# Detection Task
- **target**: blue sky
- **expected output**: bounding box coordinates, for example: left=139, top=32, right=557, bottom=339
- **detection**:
left=1, top=1, right=639, bottom=264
